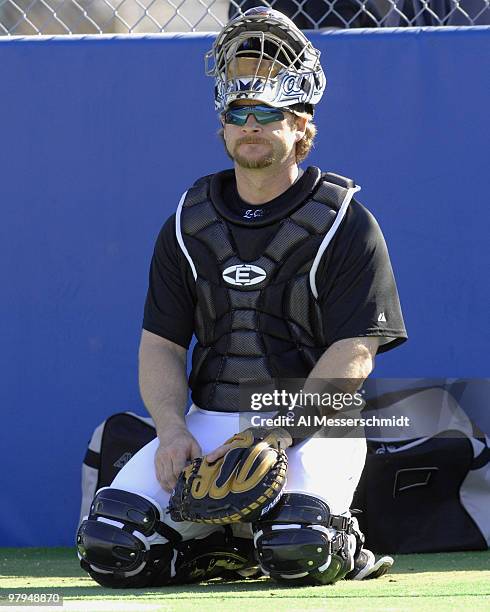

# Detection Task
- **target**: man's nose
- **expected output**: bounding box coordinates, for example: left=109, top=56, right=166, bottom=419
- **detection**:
left=241, top=113, right=262, bottom=131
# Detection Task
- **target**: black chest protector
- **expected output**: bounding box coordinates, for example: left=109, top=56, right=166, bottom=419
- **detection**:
left=177, top=168, right=358, bottom=412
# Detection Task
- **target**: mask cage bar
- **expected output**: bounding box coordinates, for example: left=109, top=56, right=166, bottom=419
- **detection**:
left=205, top=19, right=322, bottom=79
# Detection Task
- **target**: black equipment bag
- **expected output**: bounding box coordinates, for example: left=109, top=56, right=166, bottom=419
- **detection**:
left=78, top=411, right=156, bottom=525
left=353, top=431, right=490, bottom=553
left=352, top=382, right=490, bottom=553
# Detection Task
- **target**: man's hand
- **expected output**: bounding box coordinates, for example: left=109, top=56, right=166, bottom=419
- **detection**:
left=206, top=426, right=292, bottom=463
left=205, top=440, right=234, bottom=464
left=155, top=424, right=202, bottom=492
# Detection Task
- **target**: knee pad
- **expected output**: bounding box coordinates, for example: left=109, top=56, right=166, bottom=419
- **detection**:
left=77, top=487, right=182, bottom=587
left=252, top=493, right=356, bottom=586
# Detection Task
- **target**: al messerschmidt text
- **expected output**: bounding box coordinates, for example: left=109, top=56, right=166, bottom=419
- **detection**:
left=250, top=414, right=411, bottom=428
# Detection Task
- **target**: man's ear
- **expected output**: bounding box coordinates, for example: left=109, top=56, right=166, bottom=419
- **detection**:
left=220, top=115, right=227, bottom=140
left=295, top=115, right=308, bottom=142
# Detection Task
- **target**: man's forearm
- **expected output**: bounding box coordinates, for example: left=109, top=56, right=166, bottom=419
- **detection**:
left=305, top=337, right=379, bottom=395
left=138, top=330, right=189, bottom=435
left=277, top=337, right=379, bottom=445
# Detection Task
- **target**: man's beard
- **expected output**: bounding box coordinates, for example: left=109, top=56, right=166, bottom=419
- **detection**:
left=226, top=136, right=284, bottom=169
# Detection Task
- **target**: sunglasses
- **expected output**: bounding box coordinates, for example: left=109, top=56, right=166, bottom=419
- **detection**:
left=223, top=104, right=293, bottom=126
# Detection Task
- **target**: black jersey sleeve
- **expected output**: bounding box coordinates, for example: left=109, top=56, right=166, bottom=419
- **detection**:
left=142, top=214, right=196, bottom=349
left=316, top=199, right=407, bottom=354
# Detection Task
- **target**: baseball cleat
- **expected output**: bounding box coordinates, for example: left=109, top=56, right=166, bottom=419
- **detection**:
left=235, top=566, right=263, bottom=578
left=346, top=549, right=394, bottom=580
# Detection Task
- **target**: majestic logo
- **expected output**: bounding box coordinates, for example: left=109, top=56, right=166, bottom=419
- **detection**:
left=378, top=312, right=387, bottom=323
left=113, top=452, right=133, bottom=469
left=222, top=264, right=267, bottom=286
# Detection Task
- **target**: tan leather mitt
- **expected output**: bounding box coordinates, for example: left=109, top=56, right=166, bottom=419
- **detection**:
left=168, top=427, right=290, bottom=524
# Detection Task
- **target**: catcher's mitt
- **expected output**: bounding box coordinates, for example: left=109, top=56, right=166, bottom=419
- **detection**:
left=168, top=427, right=290, bottom=524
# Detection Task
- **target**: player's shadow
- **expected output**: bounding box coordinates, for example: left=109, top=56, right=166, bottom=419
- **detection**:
left=4, top=550, right=490, bottom=583
left=7, top=549, right=490, bottom=601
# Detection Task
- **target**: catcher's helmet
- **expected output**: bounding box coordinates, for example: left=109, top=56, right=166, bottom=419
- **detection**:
left=205, top=6, right=326, bottom=113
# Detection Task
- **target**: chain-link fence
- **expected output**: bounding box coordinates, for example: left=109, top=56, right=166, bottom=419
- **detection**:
left=0, top=0, right=488, bottom=35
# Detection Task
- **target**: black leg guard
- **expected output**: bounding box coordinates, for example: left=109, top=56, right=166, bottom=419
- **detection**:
left=77, top=488, right=254, bottom=587
left=252, top=493, right=356, bottom=586
left=77, top=487, right=183, bottom=587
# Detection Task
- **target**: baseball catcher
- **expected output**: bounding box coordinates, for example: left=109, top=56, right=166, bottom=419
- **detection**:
left=77, top=6, right=407, bottom=588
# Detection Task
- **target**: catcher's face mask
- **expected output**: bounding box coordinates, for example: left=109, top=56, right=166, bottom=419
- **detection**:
left=205, top=6, right=326, bottom=114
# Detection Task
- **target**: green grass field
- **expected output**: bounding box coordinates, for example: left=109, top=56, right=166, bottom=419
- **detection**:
left=0, top=548, right=489, bottom=612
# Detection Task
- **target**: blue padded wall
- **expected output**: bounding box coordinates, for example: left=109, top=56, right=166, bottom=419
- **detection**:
left=0, top=27, right=488, bottom=545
